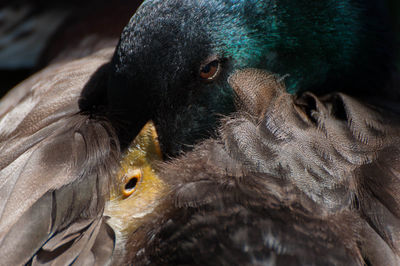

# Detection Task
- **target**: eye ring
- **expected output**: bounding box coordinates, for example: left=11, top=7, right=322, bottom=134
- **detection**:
left=199, top=57, right=222, bottom=81
left=122, top=169, right=142, bottom=198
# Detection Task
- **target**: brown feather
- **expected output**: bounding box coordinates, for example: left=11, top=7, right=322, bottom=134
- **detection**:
left=123, top=69, right=400, bottom=265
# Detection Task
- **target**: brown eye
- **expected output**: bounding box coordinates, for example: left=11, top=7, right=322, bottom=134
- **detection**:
left=200, top=59, right=221, bottom=81
left=122, top=169, right=142, bottom=197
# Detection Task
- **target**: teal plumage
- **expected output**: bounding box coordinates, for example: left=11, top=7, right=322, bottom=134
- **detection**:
left=208, top=0, right=368, bottom=92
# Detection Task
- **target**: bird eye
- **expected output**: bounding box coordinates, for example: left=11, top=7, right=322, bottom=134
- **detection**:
left=199, top=59, right=221, bottom=81
left=122, top=169, right=142, bottom=197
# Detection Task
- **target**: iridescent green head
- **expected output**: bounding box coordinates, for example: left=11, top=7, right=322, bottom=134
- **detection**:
left=105, top=0, right=394, bottom=156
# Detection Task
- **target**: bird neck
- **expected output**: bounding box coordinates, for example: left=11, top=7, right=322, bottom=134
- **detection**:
left=274, top=0, right=395, bottom=97
left=216, top=0, right=395, bottom=97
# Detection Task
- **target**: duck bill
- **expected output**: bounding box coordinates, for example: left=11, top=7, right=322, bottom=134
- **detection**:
left=105, top=120, right=167, bottom=239
left=128, top=120, right=163, bottom=163
left=110, top=120, right=163, bottom=200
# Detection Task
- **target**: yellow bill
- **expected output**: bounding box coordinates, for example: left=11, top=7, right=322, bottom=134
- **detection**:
left=105, top=120, right=167, bottom=238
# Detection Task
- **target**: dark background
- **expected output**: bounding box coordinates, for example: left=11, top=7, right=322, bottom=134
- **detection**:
left=0, top=0, right=143, bottom=97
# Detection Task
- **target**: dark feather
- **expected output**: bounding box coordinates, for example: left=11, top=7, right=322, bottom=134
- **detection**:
left=124, top=69, right=400, bottom=265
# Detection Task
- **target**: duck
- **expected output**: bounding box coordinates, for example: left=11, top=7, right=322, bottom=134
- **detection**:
left=0, top=0, right=398, bottom=264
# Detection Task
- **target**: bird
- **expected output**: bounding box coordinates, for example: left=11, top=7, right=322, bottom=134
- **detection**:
left=0, top=0, right=398, bottom=264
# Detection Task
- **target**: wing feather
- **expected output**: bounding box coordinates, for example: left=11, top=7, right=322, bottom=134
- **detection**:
left=0, top=48, right=117, bottom=264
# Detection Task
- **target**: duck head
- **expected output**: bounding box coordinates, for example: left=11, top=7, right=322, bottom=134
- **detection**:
left=99, top=0, right=394, bottom=157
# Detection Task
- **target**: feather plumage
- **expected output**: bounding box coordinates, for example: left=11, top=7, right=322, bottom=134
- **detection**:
left=123, top=69, right=400, bottom=265
left=0, top=48, right=119, bottom=265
